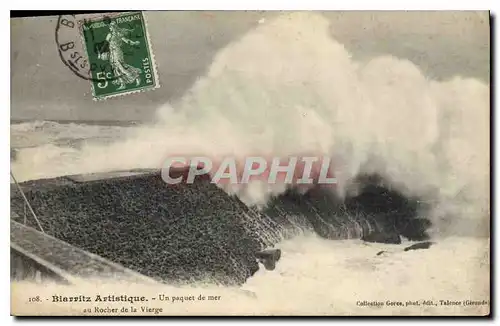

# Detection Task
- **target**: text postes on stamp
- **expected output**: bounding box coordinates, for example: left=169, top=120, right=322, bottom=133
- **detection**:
left=56, top=12, right=160, bottom=100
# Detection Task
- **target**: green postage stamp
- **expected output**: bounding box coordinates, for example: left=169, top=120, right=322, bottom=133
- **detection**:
left=79, top=12, right=159, bottom=100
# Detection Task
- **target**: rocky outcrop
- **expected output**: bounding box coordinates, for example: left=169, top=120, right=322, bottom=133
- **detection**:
left=11, top=170, right=267, bottom=285
left=256, top=249, right=282, bottom=271
left=11, top=169, right=432, bottom=285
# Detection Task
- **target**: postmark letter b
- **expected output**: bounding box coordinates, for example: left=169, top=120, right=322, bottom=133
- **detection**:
left=59, top=42, right=75, bottom=52
left=60, top=19, right=75, bottom=29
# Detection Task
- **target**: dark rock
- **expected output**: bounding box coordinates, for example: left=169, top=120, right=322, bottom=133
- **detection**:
left=404, top=241, right=434, bottom=252
left=344, top=174, right=432, bottom=241
left=376, top=250, right=386, bottom=256
left=10, top=170, right=432, bottom=285
left=262, top=173, right=432, bottom=241
left=261, top=259, right=276, bottom=271
left=362, top=231, right=401, bottom=244
left=256, top=249, right=281, bottom=261
left=10, top=170, right=268, bottom=286
left=256, top=249, right=281, bottom=270
left=398, top=219, right=432, bottom=241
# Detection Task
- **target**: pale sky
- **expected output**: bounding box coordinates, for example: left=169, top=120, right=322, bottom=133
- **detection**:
left=10, top=11, right=490, bottom=121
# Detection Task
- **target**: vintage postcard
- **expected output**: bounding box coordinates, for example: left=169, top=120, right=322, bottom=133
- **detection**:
left=10, top=11, right=490, bottom=316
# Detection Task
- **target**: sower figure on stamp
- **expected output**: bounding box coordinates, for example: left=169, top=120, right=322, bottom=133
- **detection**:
left=99, top=21, right=142, bottom=90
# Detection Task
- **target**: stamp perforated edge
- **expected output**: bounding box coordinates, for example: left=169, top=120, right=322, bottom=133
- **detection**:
left=77, top=11, right=161, bottom=101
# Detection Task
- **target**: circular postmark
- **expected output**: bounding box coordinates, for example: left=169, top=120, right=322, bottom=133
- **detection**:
left=55, top=14, right=120, bottom=83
